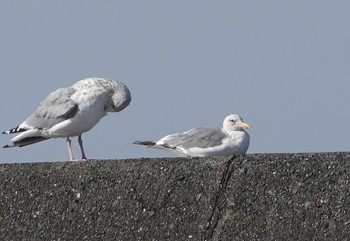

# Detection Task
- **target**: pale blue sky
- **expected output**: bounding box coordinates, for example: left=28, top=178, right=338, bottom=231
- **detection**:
left=1, top=1, right=350, bottom=163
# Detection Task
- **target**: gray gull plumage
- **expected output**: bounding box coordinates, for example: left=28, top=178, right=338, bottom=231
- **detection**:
left=2, top=77, right=131, bottom=161
left=134, top=114, right=250, bottom=157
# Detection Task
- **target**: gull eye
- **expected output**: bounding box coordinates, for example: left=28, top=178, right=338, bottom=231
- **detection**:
left=230, top=119, right=236, bottom=123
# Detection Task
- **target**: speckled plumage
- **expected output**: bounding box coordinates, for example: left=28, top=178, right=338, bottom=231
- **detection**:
left=3, top=77, right=131, bottom=161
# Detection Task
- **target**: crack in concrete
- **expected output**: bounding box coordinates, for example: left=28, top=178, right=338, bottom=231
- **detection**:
left=205, top=155, right=238, bottom=240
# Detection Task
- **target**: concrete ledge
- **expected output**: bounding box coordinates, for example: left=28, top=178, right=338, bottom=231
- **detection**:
left=0, top=153, right=349, bottom=240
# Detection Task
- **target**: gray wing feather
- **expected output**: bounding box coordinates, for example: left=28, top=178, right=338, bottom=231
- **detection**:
left=24, top=88, right=78, bottom=129
left=165, top=127, right=226, bottom=149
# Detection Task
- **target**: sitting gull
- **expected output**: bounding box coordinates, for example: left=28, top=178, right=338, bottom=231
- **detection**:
left=3, top=77, right=131, bottom=161
left=134, top=114, right=250, bottom=157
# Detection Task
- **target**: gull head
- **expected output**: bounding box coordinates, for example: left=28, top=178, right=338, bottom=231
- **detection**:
left=105, top=81, right=132, bottom=112
left=223, top=114, right=250, bottom=132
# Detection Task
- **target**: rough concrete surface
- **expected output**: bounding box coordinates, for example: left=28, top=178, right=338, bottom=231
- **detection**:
left=0, top=153, right=349, bottom=241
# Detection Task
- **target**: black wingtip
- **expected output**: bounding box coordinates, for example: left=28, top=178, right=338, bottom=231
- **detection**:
left=2, top=129, right=11, bottom=135
left=133, top=141, right=156, bottom=146
left=2, top=126, right=26, bottom=134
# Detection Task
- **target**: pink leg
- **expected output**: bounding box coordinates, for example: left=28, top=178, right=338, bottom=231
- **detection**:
left=66, top=137, right=74, bottom=161
left=78, top=134, right=87, bottom=160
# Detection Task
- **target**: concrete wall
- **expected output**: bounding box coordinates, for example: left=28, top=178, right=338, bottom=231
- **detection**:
left=0, top=153, right=349, bottom=240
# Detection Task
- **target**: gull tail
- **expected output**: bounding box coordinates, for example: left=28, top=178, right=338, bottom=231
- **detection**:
left=4, top=136, right=49, bottom=148
left=133, top=141, right=156, bottom=147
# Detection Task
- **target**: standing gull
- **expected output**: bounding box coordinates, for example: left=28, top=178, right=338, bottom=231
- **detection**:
left=134, top=114, right=250, bottom=157
left=3, top=77, right=131, bottom=161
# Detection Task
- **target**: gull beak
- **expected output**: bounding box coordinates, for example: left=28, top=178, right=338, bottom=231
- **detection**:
left=241, top=122, right=250, bottom=129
